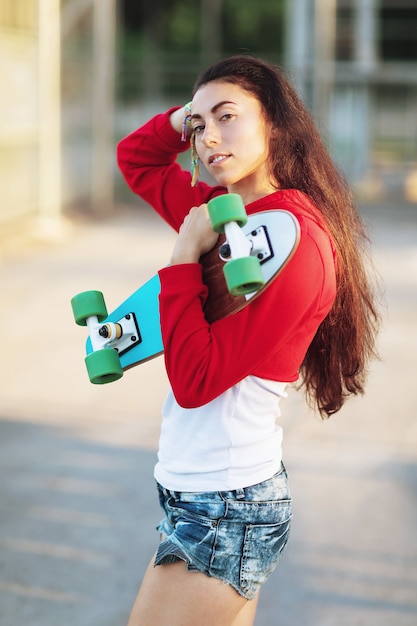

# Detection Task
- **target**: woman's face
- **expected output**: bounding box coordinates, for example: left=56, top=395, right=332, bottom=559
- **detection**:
left=191, top=80, right=276, bottom=203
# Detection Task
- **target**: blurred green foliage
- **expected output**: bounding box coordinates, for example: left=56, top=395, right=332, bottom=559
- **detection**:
left=118, top=0, right=285, bottom=102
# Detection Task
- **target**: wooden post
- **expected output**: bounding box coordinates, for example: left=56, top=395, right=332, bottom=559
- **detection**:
left=91, top=0, right=116, bottom=213
left=313, top=0, right=337, bottom=131
left=201, top=0, right=222, bottom=66
left=285, top=0, right=312, bottom=101
left=38, top=0, right=61, bottom=234
left=353, top=0, right=378, bottom=184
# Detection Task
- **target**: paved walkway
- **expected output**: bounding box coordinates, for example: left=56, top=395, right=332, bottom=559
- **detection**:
left=0, top=201, right=416, bottom=625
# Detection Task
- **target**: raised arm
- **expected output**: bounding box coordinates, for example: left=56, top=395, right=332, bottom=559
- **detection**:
left=117, top=108, right=224, bottom=231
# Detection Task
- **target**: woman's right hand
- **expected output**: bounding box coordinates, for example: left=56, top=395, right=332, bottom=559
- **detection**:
left=170, top=204, right=219, bottom=265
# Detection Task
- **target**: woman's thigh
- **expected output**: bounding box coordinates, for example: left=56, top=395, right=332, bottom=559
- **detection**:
left=127, top=556, right=257, bottom=626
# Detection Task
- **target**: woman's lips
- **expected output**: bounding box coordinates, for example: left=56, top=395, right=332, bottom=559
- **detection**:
left=208, top=154, right=231, bottom=166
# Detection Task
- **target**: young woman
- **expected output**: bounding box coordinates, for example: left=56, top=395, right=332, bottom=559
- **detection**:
left=117, top=55, right=380, bottom=626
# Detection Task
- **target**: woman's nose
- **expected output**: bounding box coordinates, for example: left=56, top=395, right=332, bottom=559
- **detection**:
left=202, top=120, right=220, bottom=146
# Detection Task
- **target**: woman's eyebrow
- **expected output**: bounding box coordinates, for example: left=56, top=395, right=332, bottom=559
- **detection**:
left=191, top=100, right=236, bottom=120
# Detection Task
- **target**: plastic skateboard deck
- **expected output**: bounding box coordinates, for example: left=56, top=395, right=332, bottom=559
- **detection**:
left=84, top=209, right=300, bottom=375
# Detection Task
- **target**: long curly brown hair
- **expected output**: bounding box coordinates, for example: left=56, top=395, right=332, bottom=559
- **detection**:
left=193, top=55, right=381, bottom=418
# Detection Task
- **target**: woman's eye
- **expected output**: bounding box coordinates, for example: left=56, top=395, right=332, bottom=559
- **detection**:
left=220, top=113, right=234, bottom=122
left=193, top=124, right=205, bottom=134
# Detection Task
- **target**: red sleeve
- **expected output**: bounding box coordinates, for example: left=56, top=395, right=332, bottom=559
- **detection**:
left=158, top=214, right=336, bottom=408
left=116, top=108, right=225, bottom=231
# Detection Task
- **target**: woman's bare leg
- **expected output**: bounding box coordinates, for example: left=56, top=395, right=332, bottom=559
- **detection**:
left=231, top=594, right=259, bottom=626
left=127, top=555, right=258, bottom=626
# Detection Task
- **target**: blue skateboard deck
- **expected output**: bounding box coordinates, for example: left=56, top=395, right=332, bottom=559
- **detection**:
left=85, top=273, right=164, bottom=370
left=79, top=209, right=300, bottom=382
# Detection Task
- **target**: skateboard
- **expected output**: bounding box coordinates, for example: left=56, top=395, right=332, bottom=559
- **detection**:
left=71, top=194, right=300, bottom=384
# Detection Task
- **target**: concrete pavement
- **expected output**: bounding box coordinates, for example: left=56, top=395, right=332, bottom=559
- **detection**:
left=0, top=200, right=416, bottom=625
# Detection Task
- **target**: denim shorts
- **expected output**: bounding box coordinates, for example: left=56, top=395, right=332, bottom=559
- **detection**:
left=154, top=465, right=292, bottom=600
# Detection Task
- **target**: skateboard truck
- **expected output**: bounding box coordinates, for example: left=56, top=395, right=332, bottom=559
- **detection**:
left=219, top=225, right=274, bottom=265
left=71, top=290, right=142, bottom=384
left=208, top=194, right=266, bottom=295
left=90, top=313, right=141, bottom=356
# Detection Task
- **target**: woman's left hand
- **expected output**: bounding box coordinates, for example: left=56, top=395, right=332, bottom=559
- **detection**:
left=170, top=204, right=219, bottom=265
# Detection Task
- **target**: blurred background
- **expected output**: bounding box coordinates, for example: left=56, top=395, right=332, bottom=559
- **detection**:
left=1, top=0, right=417, bottom=232
left=0, top=2, right=416, bottom=626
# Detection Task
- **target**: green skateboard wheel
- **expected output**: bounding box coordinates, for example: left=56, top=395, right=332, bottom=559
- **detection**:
left=85, top=348, right=123, bottom=384
left=208, top=194, right=247, bottom=233
left=71, top=290, right=108, bottom=326
left=224, top=256, right=264, bottom=295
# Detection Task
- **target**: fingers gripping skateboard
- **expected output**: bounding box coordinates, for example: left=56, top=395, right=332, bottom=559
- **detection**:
left=207, top=194, right=264, bottom=296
